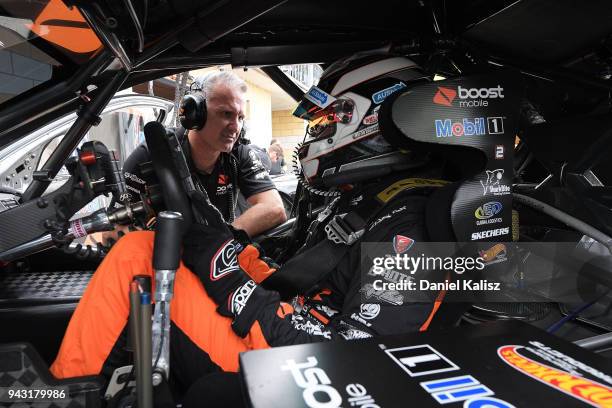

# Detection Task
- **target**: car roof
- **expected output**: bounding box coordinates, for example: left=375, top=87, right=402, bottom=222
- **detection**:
left=0, top=0, right=610, bottom=148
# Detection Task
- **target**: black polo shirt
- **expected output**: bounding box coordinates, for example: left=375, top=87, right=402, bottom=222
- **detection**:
left=122, top=130, right=275, bottom=221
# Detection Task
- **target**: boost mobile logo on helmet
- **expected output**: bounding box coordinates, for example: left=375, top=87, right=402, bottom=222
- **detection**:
left=210, top=239, right=240, bottom=280
left=434, top=85, right=504, bottom=107
left=281, top=357, right=380, bottom=408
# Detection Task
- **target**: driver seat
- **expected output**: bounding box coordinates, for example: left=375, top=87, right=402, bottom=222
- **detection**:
left=421, top=181, right=471, bottom=330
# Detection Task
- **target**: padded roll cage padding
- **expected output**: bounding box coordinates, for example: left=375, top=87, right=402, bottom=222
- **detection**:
left=143, top=122, right=194, bottom=236
left=424, top=182, right=460, bottom=242
left=378, top=89, right=487, bottom=181
left=378, top=71, right=522, bottom=242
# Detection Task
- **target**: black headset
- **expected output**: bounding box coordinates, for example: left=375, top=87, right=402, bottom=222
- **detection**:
left=178, top=93, right=207, bottom=130
left=178, top=77, right=247, bottom=144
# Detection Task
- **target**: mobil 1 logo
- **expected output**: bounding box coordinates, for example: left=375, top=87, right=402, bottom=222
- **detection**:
left=435, top=117, right=505, bottom=138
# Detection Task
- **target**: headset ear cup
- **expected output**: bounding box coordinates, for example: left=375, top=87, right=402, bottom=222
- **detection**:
left=179, top=94, right=207, bottom=130
left=199, top=96, right=207, bottom=130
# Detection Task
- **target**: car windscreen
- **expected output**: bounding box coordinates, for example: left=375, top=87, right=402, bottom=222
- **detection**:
left=0, top=0, right=102, bottom=107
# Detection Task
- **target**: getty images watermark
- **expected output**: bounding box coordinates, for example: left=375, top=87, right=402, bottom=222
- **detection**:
left=360, top=238, right=610, bottom=304
left=371, top=252, right=490, bottom=290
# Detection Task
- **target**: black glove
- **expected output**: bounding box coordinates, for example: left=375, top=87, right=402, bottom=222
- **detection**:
left=182, top=190, right=249, bottom=305
left=182, top=189, right=279, bottom=337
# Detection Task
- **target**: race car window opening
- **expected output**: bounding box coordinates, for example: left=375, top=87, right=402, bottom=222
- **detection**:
left=1, top=105, right=161, bottom=220
left=39, top=109, right=156, bottom=198
left=278, top=64, right=324, bottom=92
left=0, top=0, right=103, bottom=109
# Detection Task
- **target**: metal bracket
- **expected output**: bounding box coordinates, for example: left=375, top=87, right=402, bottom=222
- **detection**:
left=104, top=365, right=135, bottom=400
left=325, top=214, right=364, bottom=245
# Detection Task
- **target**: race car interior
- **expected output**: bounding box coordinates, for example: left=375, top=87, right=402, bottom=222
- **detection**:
left=0, top=0, right=611, bottom=407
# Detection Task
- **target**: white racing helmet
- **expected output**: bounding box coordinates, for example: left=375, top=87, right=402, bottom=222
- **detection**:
left=293, top=53, right=430, bottom=189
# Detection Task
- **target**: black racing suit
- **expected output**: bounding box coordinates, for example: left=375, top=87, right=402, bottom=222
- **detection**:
left=182, top=173, right=443, bottom=350
left=180, top=182, right=439, bottom=406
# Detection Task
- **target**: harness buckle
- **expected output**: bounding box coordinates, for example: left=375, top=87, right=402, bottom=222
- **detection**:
left=325, top=214, right=364, bottom=245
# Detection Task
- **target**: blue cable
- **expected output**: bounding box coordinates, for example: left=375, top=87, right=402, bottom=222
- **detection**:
left=547, top=291, right=610, bottom=333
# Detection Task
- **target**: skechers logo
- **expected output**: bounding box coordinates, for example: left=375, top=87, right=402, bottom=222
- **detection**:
left=124, top=171, right=145, bottom=185
left=471, top=227, right=510, bottom=241
left=372, top=82, right=406, bottom=104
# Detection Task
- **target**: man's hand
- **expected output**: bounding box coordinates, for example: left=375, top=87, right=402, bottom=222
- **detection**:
left=182, top=190, right=249, bottom=303
left=182, top=190, right=279, bottom=337
left=232, top=189, right=287, bottom=237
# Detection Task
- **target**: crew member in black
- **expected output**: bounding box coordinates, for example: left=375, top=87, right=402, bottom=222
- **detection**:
left=122, top=71, right=286, bottom=236
left=123, top=127, right=277, bottom=226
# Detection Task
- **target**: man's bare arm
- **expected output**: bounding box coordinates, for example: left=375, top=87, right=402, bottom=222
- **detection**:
left=232, top=189, right=287, bottom=237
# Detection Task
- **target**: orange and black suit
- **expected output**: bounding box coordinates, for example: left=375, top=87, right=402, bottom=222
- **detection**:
left=51, top=187, right=439, bottom=389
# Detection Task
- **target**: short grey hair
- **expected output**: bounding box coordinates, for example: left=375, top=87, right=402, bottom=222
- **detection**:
left=193, top=70, right=248, bottom=99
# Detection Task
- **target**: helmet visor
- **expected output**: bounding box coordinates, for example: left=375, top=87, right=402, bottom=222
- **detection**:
left=294, top=98, right=355, bottom=141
